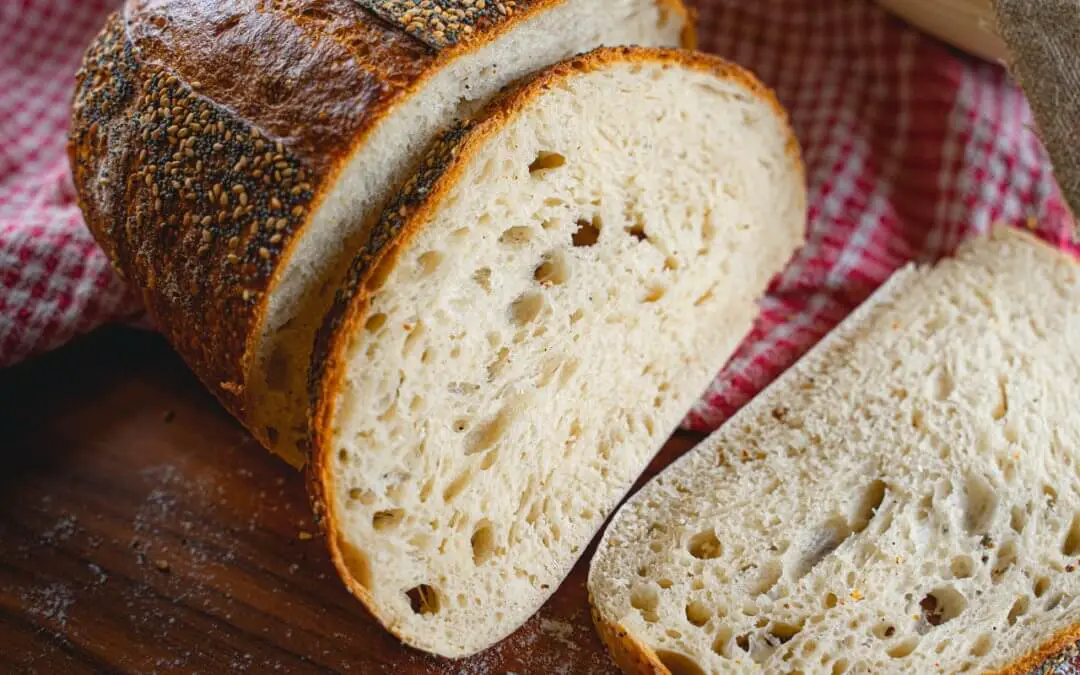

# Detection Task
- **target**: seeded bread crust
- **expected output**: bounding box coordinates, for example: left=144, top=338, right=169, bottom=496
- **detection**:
left=68, top=0, right=692, bottom=452
left=306, top=44, right=802, bottom=652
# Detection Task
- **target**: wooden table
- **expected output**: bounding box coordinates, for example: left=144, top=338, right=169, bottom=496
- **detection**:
left=0, top=326, right=704, bottom=673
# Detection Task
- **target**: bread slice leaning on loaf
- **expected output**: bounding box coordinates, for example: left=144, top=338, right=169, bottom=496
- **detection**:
left=589, top=226, right=1080, bottom=674
left=68, top=0, right=692, bottom=467
left=307, top=47, right=807, bottom=658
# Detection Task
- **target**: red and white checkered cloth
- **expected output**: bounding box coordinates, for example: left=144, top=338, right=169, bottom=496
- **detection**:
left=0, top=0, right=1075, bottom=434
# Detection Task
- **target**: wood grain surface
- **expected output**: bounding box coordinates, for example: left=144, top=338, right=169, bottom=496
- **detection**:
left=0, top=326, right=704, bottom=674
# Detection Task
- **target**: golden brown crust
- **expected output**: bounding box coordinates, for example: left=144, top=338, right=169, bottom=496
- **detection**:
left=591, top=603, right=669, bottom=674
left=988, top=625, right=1080, bottom=675
left=307, top=44, right=804, bottom=653
left=70, top=0, right=692, bottom=443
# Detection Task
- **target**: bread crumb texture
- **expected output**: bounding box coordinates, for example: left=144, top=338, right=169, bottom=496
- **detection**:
left=316, top=51, right=804, bottom=657
left=590, top=227, right=1080, bottom=674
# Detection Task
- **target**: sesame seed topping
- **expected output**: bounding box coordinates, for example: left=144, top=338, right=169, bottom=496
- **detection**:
left=258, top=247, right=270, bottom=260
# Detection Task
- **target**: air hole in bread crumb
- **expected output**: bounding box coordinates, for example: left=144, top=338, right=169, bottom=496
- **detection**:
left=911, top=408, right=925, bottom=430
left=734, top=633, right=751, bottom=653
left=558, top=359, right=579, bottom=388
left=528, top=151, right=565, bottom=173
left=992, top=540, right=1017, bottom=581
left=686, top=600, right=711, bottom=627
left=472, top=267, right=492, bottom=292
left=452, top=418, right=469, bottom=433
left=416, top=250, right=443, bottom=278
left=466, top=408, right=510, bottom=456
left=654, top=650, right=705, bottom=675
left=1064, top=513, right=1080, bottom=557
left=694, top=287, right=714, bottom=306
left=510, top=292, right=544, bottom=325
left=348, top=487, right=375, bottom=504
left=921, top=586, right=967, bottom=625
left=992, top=375, right=1008, bottom=420
left=471, top=521, right=495, bottom=565
left=970, top=634, right=993, bottom=657
left=963, top=473, right=997, bottom=535
left=933, top=368, right=954, bottom=400
left=851, top=479, right=887, bottom=534
left=534, top=252, right=568, bottom=286
left=406, top=584, right=439, bottom=615
left=950, top=555, right=974, bottom=579
left=499, top=226, right=533, bottom=246
left=657, top=578, right=673, bottom=590
left=702, top=211, right=716, bottom=242
left=443, top=469, right=473, bottom=503
left=1034, top=576, right=1050, bottom=598
left=630, top=583, right=660, bottom=622
left=1007, top=596, right=1029, bottom=625
left=451, top=227, right=470, bottom=240
left=873, top=622, right=896, bottom=639
left=372, top=508, right=404, bottom=531
left=752, top=561, right=782, bottom=596
left=831, top=659, right=849, bottom=674
left=824, top=592, right=838, bottom=609
left=1044, top=484, right=1058, bottom=506
left=688, top=530, right=722, bottom=559
left=364, top=313, right=386, bottom=332
left=770, top=621, right=803, bottom=643
left=572, top=218, right=600, bottom=247
left=487, top=347, right=510, bottom=381
left=626, top=222, right=648, bottom=242
left=420, top=348, right=432, bottom=364
left=643, top=285, right=666, bottom=303
left=710, top=625, right=733, bottom=658
left=1010, top=506, right=1027, bottom=534
left=886, top=637, right=919, bottom=658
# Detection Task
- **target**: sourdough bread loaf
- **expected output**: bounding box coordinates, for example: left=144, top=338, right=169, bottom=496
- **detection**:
left=307, top=47, right=806, bottom=657
left=68, top=0, right=691, bottom=466
left=589, top=227, right=1080, bottom=674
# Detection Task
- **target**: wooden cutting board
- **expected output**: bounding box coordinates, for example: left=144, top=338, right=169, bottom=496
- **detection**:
left=0, top=326, right=703, bottom=673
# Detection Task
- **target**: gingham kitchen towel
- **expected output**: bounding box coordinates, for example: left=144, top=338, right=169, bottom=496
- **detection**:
left=0, top=0, right=1075, bottom=436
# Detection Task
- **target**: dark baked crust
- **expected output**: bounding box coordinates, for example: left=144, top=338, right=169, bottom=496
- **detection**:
left=306, top=45, right=803, bottom=652
left=69, top=0, right=691, bottom=438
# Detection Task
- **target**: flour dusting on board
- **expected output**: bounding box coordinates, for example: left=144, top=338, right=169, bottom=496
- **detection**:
left=21, top=583, right=75, bottom=629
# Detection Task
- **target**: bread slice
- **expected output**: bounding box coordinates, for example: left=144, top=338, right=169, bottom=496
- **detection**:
left=69, top=0, right=691, bottom=467
left=307, top=47, right=806, bottom=657
left=588, top=226, right=1080, bottom=674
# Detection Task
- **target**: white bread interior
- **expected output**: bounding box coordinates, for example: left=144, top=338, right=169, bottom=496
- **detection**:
left=252, top=0, right=687, bottom=462
left=324, top=57, right=805, bottom=657
left=589, top=227, right=1080, bottom=674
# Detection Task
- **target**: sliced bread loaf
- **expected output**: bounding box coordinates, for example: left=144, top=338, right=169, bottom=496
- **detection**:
left=588, top=226, right=1080, bottom=674
left=69, top=0, right=691, bottom=466
left=307, top=47, right=806, bottom=657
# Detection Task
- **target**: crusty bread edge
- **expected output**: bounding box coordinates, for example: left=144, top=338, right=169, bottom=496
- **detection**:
left=70, top=0, right=693, bottom=463
left=306, top=45, right=805, bottom=658
left=588, top=225, right=1080, bottom=675
left=586, top=262, right=924, bottom=674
